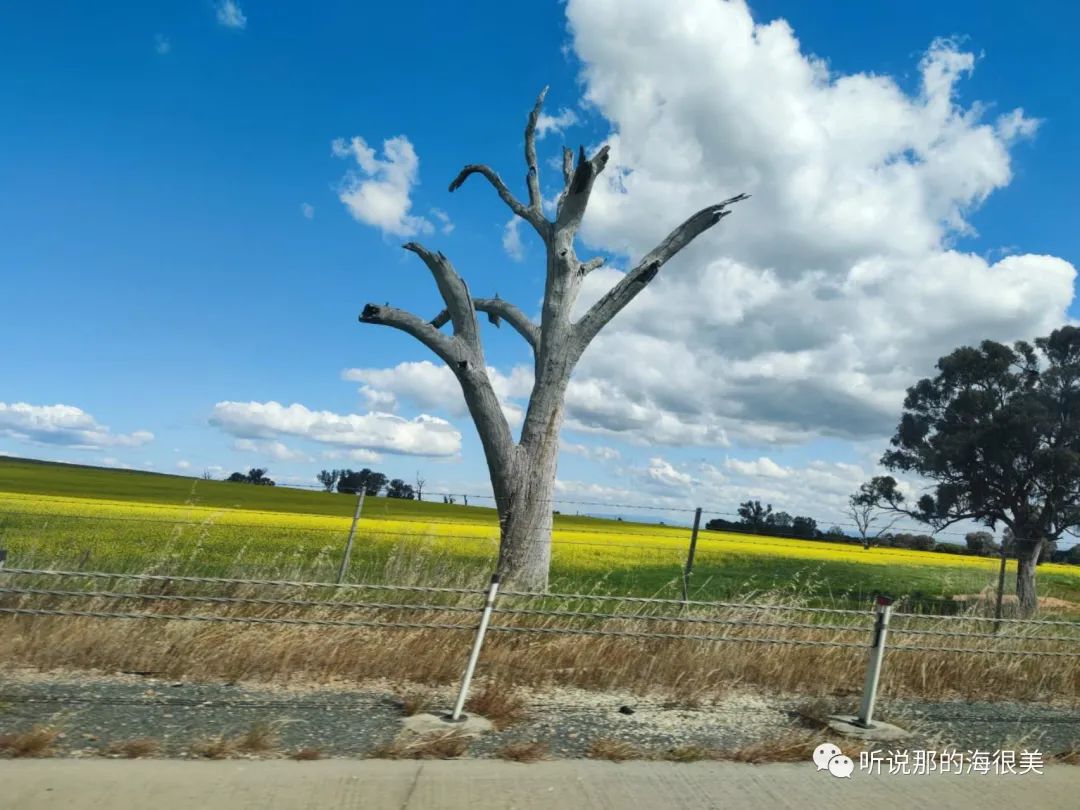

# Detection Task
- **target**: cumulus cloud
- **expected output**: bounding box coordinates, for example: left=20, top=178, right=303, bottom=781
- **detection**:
left=343, top=361, right=532, bottom=429
left=502, top=217, right=525, bottom=261
left=554, top=0, right=1073, bottom=448
left=154, top=34, right=171, bottom=55
left=536, top=107, right=579, bottom=139
left=724, top=456, right=790, bottom=479
left=233, top=438, right=312, bottom=462
left=209, top=400, right=460, bottom=457
left=300, top=202, right=314, bottom=219
left=561, top=441, right=621, bottom=462
left=320, top=448, right=383, bottom=464
left=333, top=135, right=433, bottom=237
left=176, top=460, right=191, bottom=470
left=216, top=1, right=247, bottom=29
left=0, top=402, right=153, bottom=450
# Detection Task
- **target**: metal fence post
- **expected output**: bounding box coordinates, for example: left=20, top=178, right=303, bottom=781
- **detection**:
left=993, top=541, right=1008, bottom=632
left=446, top=573, right=500, bottom=722
left=336, top=491, right=366, bottom=584
left=0, top=548, right=6, bottom=570
left=854, top=594, right=894, bottom=728
left=681, top=508, right=703, bottom=603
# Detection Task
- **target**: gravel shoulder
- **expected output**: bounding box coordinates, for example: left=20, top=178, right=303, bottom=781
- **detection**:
left=1, top=670, right=1077, bottom=759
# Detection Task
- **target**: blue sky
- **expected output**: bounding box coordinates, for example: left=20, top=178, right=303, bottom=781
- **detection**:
left=2, top=1, right=1077, bottom=532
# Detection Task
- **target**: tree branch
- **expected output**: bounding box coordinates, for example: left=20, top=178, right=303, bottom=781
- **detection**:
left=579, top=257, right=605, bottom=275
left=359, top=304, right=459, bottom=367
left=448, top=164, right=545, bottom=232
left=524, top=87, right=548, bottom=215
left=403, top=242, right=479, bottom=349
left=556, top=144, right=611, bottom=232
left=562, top=147, right=573, bottom=187
left=574, top=194, right=749, bottom=347
left=430, top=297, right=540, bottom=351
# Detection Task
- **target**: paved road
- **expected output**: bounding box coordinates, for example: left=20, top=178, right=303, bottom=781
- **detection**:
left=1, top=760, right=1077, bottom=809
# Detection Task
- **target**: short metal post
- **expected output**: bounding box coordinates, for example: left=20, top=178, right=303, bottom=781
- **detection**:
left=993, top=541, right=1008, bottom=632
left=855, top=595, right=893, bottom=729
left=336, top=491, right=365, bottom=584
left=0, top=548, right=6, bottom=570
left=682, top=507, right=703, bottom=603
left=447, top=574, right=500, bottom=722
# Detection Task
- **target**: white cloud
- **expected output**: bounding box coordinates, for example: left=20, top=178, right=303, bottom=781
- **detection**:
left=502, top=217, right=525, bottom=261
left=233, top=438, right=312, bottom=462
left=176, top=460, right=192, bottom=470
left=319, top=448, right=383, bottom=464
left=300, top=202, right=314, bottom=220
left=536, top=107, right=579, bottom=139
left=332, top=135, right=433, bottom=237
left=645, top=457, right=694, bottom=489
left=723, top=456, right=790, bottom=479
left=154, top=34, right=171, bottom=55
left=431, top=207, right=455, bottom=234
left=216, top=1, right=247, bottom=30
left=343, top=361, right=532, bottom=429
left=209, top=400, right=460, bottom=457
left=551, top=0, right=1073, bottom=448
left=561, top=441, right=621, bottom=462
left=0, top=403, right=153, bottom=450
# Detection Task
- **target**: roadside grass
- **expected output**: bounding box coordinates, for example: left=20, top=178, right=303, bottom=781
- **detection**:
left=105, top=737, right=160, bottom=758
left=0, top=724, right=60, bottom=758
left=370, top=731, right=471, bottom=759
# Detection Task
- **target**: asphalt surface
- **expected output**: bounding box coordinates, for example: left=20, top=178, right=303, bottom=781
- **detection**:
left=2, top=759, right=1077, bottom=809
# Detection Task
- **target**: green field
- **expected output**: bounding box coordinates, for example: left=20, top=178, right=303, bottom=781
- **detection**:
left=2, top=456, right=1078, bottom=610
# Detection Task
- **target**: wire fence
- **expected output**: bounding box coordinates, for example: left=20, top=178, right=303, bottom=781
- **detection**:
left=1, top=567, right=1077, bottom=660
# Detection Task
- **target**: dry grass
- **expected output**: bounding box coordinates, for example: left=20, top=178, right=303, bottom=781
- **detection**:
left=189, top=723, right=280, bottom=759
left=2, top=567, right=1078, bottom=705
left=235, top=721, right=280, bottom=753
left=105, top=737, right=160, bottom=758
left=0, top=724, right=59, bottom=758
left=397, top=688, right=435, bottom=717
left=715, top=730, right=858, bottom=764
left=495, top=740, right=550, bottom=762
left=464, top=680, right=528, bottom=729
left=369, top=731, right=470, bottom=760
left=1050, top=747, right=1080, bottom=765
left=587, top=738, right=648, bottom=762
left=190, top=734, right=237, bottom=760
left=290, top=746, right=324, bottom=760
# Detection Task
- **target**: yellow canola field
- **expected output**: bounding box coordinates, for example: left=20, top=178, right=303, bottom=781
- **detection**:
left=4, top=491, right=1078, bottom=582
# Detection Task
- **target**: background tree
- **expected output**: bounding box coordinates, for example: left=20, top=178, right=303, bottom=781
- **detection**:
left=737, top=500, right=773, bottom=534
left=791, top=515, right=818, bottom=539
left=317, top=469, right=339, bottom=493
left=356, top=88, right=746, bottom=588
left=415, top=473, right=425, bottom=502
left=386, top=479, right=415, bottom=499
left=861, top=327, right=1080, bottom=615
left=336, top=469, right=368, bottom=495
left=364, top=472, right=388, bottom=496
left=226, top=468, right=275, bottom=486
left=848, top=479, right=900, bottom=549
left=964, top=531, right=998, bottom=556
left=768, top=511, right=793, bottom=531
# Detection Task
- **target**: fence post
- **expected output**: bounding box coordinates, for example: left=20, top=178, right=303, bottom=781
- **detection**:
left=993, top=542, right=1008, bottom=632
left=446, top=573, right=500, bottom=722
left=336, top=491, right=366, bottom=584
left=681, top=508, right=703, bottom=603
left=854, top=594, right=894, bottom=728
left=0, top=548, right=6, bottom=570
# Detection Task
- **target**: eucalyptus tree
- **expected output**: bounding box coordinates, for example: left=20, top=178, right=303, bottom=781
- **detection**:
left=358, top=89, right=746, bottom=588
left=862, top=327, right=1080, bottom=615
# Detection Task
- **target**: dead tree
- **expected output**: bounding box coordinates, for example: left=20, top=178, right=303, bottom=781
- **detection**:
left=359, top=88, right=747, bottom=589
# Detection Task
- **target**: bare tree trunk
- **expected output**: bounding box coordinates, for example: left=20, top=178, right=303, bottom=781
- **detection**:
left=358, top=88, right=746, bottom=590
left=1015, top=539, right=1042, bottom=617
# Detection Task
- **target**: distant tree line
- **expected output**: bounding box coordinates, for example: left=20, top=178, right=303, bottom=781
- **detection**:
left=225, top=468, right=275, bottom=486
left=704, top=499, right=1080, bottom=564
left=316, top=468, right=415, bottom=499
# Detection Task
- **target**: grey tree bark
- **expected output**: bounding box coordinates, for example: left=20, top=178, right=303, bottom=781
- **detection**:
left=359, top=88, right=747, bottom=589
